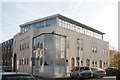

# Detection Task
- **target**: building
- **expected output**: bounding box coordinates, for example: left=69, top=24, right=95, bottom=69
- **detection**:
left=0, top=43, right=2, bottom=66
left=2, top=39, right=13, bottom=70
left=13, top=14, right=109, bottom=77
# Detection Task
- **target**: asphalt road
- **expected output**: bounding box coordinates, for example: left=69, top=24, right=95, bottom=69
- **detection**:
left=36, top=76, right=116, bottom=80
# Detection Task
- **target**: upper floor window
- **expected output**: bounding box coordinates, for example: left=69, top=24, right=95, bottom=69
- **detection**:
left=92, top=46, right=97, bottom=53
left=94, top=47, right=97, bottom=53
left=103, top=49, right=105, bottom=54
left=14, top=41, right=17, bottom=47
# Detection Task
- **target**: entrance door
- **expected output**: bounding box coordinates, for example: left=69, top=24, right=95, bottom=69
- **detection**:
left=86, top=59, right=90, bottom=67
left=99, top=60, right=102, bottom=68
left=13, top=54, right=17, bottom=72
left=71, top=58, right=75, bottom=69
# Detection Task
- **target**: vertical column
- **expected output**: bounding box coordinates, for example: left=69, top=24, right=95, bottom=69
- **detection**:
left=56, top=17, right=59, bottom=26
left=102, top=35, right=103, bottom=40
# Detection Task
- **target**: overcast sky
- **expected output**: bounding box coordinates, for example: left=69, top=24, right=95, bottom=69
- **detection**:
left=0, top=0, right=119, bottom=50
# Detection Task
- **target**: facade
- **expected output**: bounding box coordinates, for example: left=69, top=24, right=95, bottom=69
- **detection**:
left=13, top=14, right=109, bottom=77
left=0, top=43, right=2, bottom=66
left=2, top=39, right=13, bottom=70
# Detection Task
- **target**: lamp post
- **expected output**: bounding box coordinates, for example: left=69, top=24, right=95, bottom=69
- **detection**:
left=77, top=38, right=80, bottom=66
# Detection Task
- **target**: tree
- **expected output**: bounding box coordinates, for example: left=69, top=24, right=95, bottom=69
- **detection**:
left=110, top=50, right=120, bottom=67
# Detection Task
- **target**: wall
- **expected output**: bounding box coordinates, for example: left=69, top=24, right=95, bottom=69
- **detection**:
left=55, top=26, right=109, bottom=73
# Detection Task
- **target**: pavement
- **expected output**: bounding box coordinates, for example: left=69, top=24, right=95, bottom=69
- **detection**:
left=36, top=76, right=116, bottom=80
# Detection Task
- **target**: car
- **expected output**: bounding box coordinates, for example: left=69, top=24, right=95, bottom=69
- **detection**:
left=70, top=66, right=93, bottom=78
left=91, top=67, right=106, bottom=78
left=116, top=68, right=120, bottom=80
left=0, top=66, right=11, bottom=72
left=105, top=67, right=118, bottom=76
left=0, top=72, right=36, bottom=80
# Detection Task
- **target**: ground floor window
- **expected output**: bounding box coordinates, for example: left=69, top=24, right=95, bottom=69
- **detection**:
left=86, top=59, right=90, bottom=66
left=71, top=58, right=75, bottom=69
left=99, top=60, right=102, bottom=68
left=81, top=61, right=83, bottom=66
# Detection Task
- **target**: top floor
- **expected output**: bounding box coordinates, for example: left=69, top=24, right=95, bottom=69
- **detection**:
left=19, top=14, right=105, bottom=40
left=2, top=39, right=13, bottom=46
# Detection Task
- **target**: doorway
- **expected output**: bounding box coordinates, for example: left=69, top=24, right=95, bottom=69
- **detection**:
left=99, top=60, right=102, bottom=68
left=71, top=58, right=75, bottom=69
left=13, top=54, right=17, bottom=72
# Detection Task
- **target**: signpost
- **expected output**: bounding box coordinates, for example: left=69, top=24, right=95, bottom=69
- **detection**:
left=76, top=57, right=80, bottom=66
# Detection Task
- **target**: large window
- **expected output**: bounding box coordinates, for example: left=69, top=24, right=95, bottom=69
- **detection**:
left=21, top=18, right=57, bottom=33
left=33, top=34, right=66, bottom=75
left=58, top=18, right=102, bottom=40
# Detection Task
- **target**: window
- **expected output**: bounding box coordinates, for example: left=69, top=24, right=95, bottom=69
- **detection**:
left=103, top=49, right=105, bottom=54
left=92, top=46, right=97, bottom=53
left=92, top=46, right=94, bottom=52
left=106, top=63, right=108, bottom=67
left=77, top=27, right=80, bottom=33
left=27, top=42, right=29, bottom=49
left=104, top=62, right=105, bottom=67
left=25, top=43, right=26, bottom=50
left=19, top=60, right=21, bottom=65
left=21, top=59, right=23, bottom=65
left=94, top=47, right=97, bottom=53
left=14, top=41, right=17, bottom=47
left=27, top=58, right=29, bottom=65
left=81, top=61, right=83, bottom=66
left=86, top=59, right=90, bottom=66
left=92, top=62, right=94, bottom=67
left=24, top=59, right=26, bottom=65
left=95, top=62, right=97, bottom=67
left=46, top=20, right=52, bottom=27
left=20, top=45, right=22, bottom=51
left=99, top=60, right=102, bottom=68
left=39, top=22, right=45, bottom=28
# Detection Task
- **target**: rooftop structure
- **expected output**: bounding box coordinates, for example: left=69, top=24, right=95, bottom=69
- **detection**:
left=20, top=14, right=104, bottom=40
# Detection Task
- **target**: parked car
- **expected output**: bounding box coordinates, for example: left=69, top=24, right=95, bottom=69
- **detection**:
left=70, top=66, right=93, bottom=78
left=105, top=67, right=118, bottom=76
left=91, top=67, right=106, bottom=78
left=0, top=72, right=36, bottom=80
left=116, top=68, right=120, bottom=80
left=0, top=66, right=11, bottom=72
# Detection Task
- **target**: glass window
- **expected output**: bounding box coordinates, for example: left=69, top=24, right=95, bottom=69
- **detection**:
left=27, top=58, right=29, bottom=65
left=27, top=42, right=29, bottom=49
left=59, top=19, right=62, bottom=26
left=46, top=20, right=51, bottom=27
left=103, top=49, right=105, bottom=54
left=95, top=47, right=97, bottom=53
left=81, top=61, right=83, bottom=66
left=69, top=23, right=72, bottom=30
left=95, top=62, right=97, bottom=67
left=80, top=67, right=90, bottom=70
left=104, top=62, right=106, bottom=67
left=39, top=22, right=44, bottom=28
left=77, top=27, right=80, bottom=33
left=106, top=63, right=108, bottom=67
left=92, top=62, right=94, bottom=67
left=64, top=21, right=67, bottom=28
left=80, top=27, right=85, bottom=34
left=92, top=46, right=94, bottom=52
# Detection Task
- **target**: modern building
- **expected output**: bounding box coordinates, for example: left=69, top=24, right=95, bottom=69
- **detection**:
left=13, top=14, right=109, bottom=77
left=2, top=39, right=13, bottom=70
left=0, top=43, right=2, bottom=66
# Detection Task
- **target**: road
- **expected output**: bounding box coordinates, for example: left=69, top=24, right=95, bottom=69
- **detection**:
left=36, top=76, right=116, bottom=80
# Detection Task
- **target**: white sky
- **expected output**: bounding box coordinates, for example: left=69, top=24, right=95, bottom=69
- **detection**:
left=0, top=0, right=119, bottom=50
